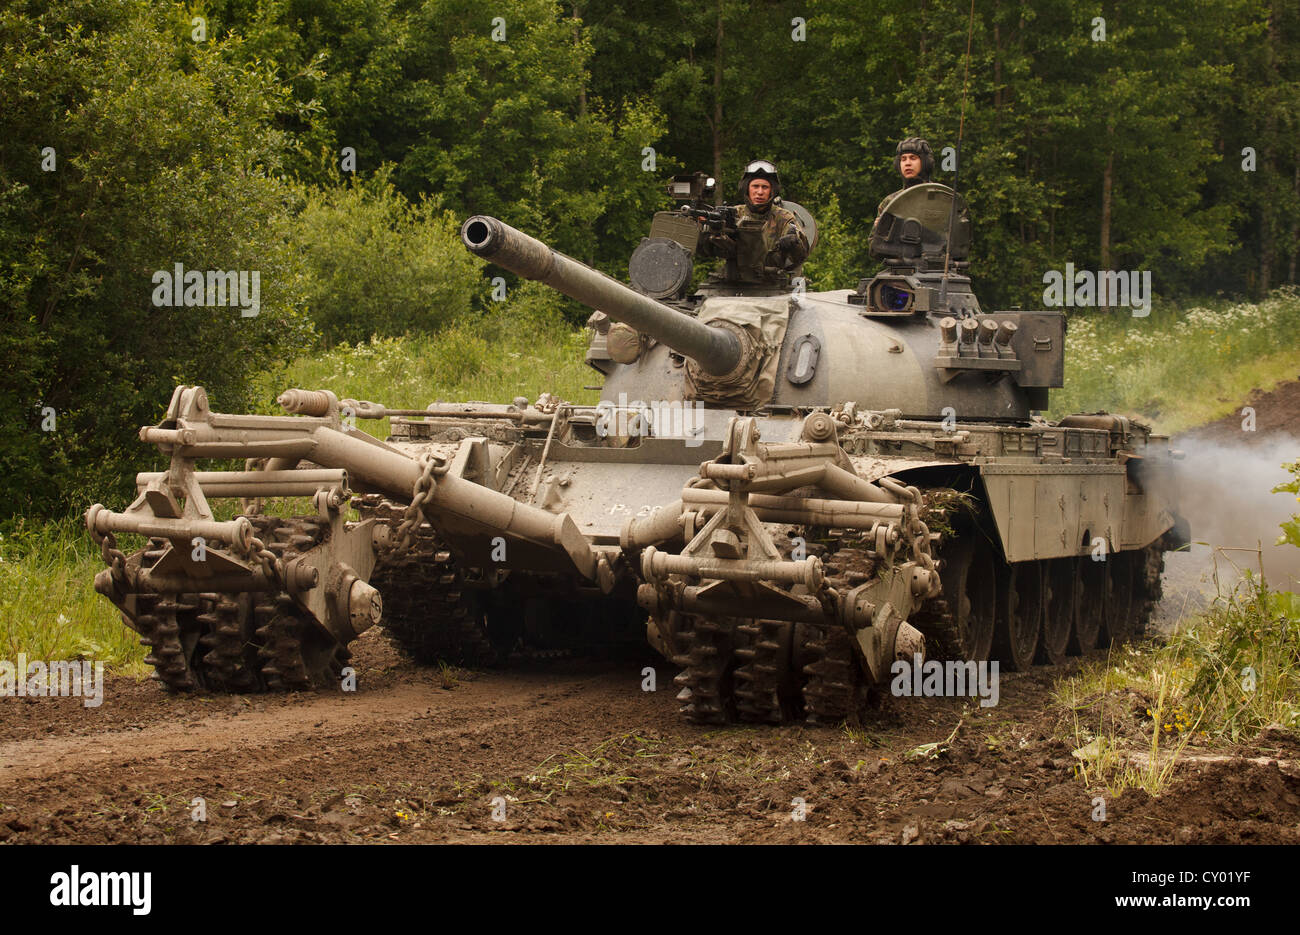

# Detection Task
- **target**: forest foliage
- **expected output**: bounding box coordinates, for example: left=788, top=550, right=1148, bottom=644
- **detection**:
left=1, top=0, right=1298, bottom=517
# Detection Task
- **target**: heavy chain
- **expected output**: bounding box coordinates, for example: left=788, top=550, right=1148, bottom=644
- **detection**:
left=237, top=534, right=283, bottom=586
left=879, top=476, right=938, bottom=576
left=392, top=453, right=444, bottom=557
left=89, top=527, right=128, bottom=584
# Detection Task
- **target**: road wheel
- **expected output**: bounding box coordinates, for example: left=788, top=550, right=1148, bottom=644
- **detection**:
left=1040, top=558, right=1074, bottom=665
left=1071, top=557, right=1106, bottom=653
left=995, top=561, right=1042, bottom=671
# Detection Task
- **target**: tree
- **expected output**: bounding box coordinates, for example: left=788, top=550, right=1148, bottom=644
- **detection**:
left=0, top=0, right=312, bottom=517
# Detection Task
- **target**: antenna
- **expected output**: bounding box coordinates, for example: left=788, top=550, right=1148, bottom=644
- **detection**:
left=939, top=0, right=977, bottom=315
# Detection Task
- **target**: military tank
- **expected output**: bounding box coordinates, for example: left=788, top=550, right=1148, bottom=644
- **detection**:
left=86, top=179, right=1187, bottom=724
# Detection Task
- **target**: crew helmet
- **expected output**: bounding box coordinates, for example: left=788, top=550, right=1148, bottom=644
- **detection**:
left=894, top=137, right=934, bottom=182
left=738, top=159, right=783, bottom=205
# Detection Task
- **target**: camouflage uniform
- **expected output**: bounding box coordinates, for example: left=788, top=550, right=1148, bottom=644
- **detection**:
left=697, top=202, right=809, bottom=287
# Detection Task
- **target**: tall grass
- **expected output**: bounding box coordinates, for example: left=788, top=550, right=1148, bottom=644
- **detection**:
left=1049, top=286, right=1300, bottom=434
left=0, top=517, right=148, bottom=671
left=1060, top=566, right=1300, bottom=797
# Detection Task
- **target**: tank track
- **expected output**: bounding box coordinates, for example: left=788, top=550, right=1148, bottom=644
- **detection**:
left=801, top=545, right=881, bottom=722
left=354, top=495, right=500, bottom=666
left=911, top=599, right=962, bottom=660
left=914, top=544, right=1167, bottom=663
left=135, top=571, right=201, bottom=692
left=195, top=592, right=263, bottom=692
left=672, top=616, right=736, bottom=724
left=669, top=519, right=1169, bottom=725
left=1133, top=542, right=1166, bottom=636
left=801, top=622, right=864, bottom=724
left=733, top=619, right=791, bottom=724
left=673, top=539, right=885, bottom=725
left=126, top=515, right=350, bottom=692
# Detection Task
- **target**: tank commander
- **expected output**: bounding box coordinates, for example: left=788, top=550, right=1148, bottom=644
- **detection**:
left=695, top=159, right=809, bottom=290
left=873, top=137, right=934, bottom=233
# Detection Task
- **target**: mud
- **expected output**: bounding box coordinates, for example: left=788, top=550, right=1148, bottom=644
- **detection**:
left=1, top=627, right=1296, bottom=845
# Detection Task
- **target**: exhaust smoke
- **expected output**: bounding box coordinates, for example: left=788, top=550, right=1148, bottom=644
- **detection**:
left=1163, top=433, right=1300, bottom=621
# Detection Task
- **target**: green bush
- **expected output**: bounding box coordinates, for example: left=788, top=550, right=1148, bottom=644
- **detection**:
left=290, top=166, right=484, bottom=344
left=0, top=0, right=313, bottom=518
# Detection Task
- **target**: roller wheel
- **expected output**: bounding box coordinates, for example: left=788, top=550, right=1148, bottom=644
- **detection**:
left=1040, top=558, right=1074, bottom=665
left=995, top=561, right=1042, bottom=672
left=1071, top=556, right=1106, bottom=654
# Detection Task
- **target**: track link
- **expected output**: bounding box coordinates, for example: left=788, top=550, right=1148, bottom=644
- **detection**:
left=673, top=616, right=736, bottom=724
left=196, top=592, right=265, bottom=692
left=356, top=495, right=499, bottom=666
left=801, top=622, right=864, bottom=725
left=733, top=619, right=793, bottom=724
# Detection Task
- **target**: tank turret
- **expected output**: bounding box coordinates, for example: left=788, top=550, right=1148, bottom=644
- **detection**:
left=464, top=197, right=1065, bottom=419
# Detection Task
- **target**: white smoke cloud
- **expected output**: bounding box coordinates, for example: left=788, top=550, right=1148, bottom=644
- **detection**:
left=1162, top=434, right=1300, bottom=616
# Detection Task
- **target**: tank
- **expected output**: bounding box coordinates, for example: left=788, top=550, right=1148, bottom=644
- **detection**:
left=86, top=180, right=1187, bottom=724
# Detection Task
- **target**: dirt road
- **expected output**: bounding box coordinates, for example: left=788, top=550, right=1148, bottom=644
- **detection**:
left=1, top=626, right=1296, bottom=845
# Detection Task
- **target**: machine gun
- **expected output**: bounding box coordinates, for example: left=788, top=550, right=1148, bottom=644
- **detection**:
left=679, top=203, right=738, bottom=233
left=665, top=171, right=738, bottom=233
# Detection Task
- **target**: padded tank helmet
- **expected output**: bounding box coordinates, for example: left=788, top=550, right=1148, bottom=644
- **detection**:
left=894, top=137, right=934, bottom=184
left=737, top=159, right=782, bottom=206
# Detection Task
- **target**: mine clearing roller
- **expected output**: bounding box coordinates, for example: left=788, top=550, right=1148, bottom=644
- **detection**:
left=85, top=178, right=1187, bottom=724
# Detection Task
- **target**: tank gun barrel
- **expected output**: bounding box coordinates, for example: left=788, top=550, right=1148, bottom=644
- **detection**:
left=461, top=216, right=741, bottom=376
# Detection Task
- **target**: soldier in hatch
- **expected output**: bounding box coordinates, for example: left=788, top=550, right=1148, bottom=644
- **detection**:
left=873, top=137, right=934, bottom=233
left=695, top=160, right=809, bottom=294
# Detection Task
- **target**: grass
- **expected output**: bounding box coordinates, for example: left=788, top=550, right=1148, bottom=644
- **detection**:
left=1048, top=286, right=1300, bottom=435
left=1058, top=560, right=1300, bottom=798
left=249, top=286, right=598, bottom=441
left=436, top=662, right=461, bottom=690
left=0, top=516, right=149, bottom=672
